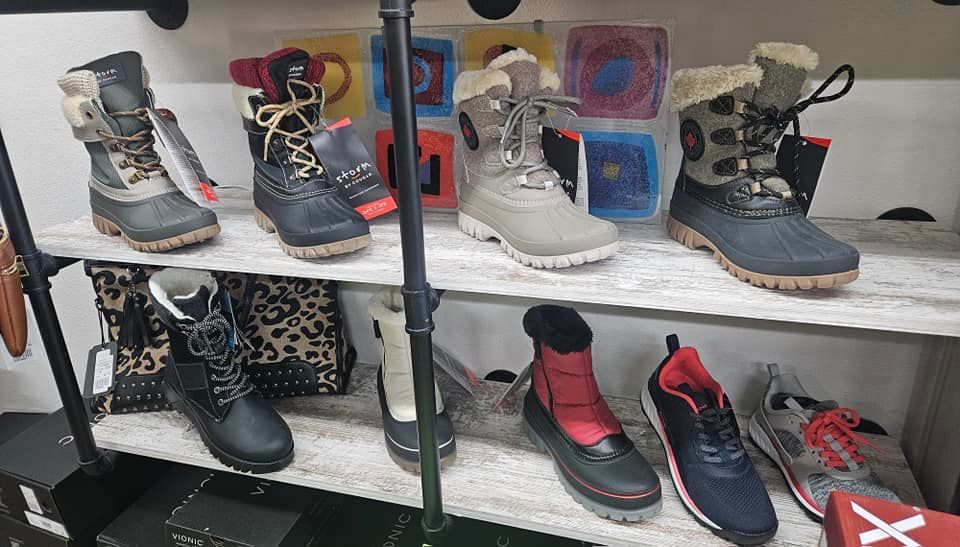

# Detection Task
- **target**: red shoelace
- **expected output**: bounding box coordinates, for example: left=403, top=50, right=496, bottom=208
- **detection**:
left=801, top=408, right=877, bottom=468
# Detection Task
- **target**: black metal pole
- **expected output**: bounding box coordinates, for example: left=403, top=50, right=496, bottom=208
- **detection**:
left=379, top=0, right=448, bottom=542
left=0, top=127, right=113, bottom=475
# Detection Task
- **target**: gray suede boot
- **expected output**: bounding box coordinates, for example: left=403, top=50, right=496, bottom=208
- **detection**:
left=454, top=49, right=618, bottom=269
left=668, top=43, right=859, bottom=290
left=59, top=51, right=220, bottom=252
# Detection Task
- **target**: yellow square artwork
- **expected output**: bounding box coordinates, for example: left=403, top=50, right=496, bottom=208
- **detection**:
left=602, top=161, right=621, bottom=180
left=463, top=28, right=555, bottom=71
left=282, top=33, right=366, bottom=119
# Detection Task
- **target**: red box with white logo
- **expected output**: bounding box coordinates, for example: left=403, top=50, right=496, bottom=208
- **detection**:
left=821, top=491, right=960, bottom=547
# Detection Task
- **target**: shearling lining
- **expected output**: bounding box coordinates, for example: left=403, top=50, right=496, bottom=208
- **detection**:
left=453, top=68, right=512, bottom=104
left=539, top=67, right=561, bottom=92
left=749, top=42, right=819, bottom=72
left=670, top=64, right=764, bottom=111
left=486, top=47, right=538, bottom=71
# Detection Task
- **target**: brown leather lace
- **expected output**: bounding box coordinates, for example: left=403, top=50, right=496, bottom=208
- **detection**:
left=254, top=79, right=324, bottom=179
left=96, top=108, right=167, bottom=184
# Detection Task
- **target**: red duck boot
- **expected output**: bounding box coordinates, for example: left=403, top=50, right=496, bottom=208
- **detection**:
left=521, top=305, right=662, bottom=521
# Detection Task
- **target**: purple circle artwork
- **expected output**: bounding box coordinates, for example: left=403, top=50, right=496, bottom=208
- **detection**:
left=565, top=25, right=669, bottom=120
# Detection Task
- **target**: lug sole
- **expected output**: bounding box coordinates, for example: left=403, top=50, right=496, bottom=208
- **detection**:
left=254, top=208, right=371, bottom=258
left=385, top=441, right=458, bottom=475
left=521, top=417, right=662, bottom=522
left=92, top=213, right=220, bottom=252
left=667, top=215, right=859, bottom=290
left=162, top=384, right=294, bottom=474
left=458, top=211, right=617, bottom=269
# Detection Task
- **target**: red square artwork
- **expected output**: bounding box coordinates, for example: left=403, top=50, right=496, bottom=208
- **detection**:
left=375, top=129, right=457, bottom=210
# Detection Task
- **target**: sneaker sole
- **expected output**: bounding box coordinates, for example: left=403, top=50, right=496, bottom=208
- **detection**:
left=521, top=417, right=662, bottom=522
left=667, top=215, right=859, bottom=290
left=748, top=413, right=826, bottom=521
left=641, top=384, right=777, bottom=545
left=458, top=211, right=617, bottom=269
left=92, top=213, right=220, bottom=253
left=254, top=208, right=371, bottom=258
left=163, top=384, right=294, bottom=474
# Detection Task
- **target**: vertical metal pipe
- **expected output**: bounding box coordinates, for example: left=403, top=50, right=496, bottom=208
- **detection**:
left=0, top=128, right=112, bottom=475
left=378, top=0, right=448, bottom=540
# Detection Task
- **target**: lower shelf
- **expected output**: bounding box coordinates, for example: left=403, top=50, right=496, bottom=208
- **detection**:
left=91, top=364, right=922, bottom=546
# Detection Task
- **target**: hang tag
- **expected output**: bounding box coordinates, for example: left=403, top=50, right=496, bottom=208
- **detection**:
left=776, top=135, right=830, bottom=216
left=542, top=128, right=581, bottom=203
left=221, top=290, right=239, bottom=351
left=146, top=107, right=220, bottom=207
left=83, top=341, right=117, bottom=398
left=309, top=117, right=397, bottom=220
left=433, top=343, right=479, bottom=396
left=492, top=362, right=533, bottom=414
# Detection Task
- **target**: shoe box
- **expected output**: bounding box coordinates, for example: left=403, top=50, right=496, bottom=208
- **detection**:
left=97, top=466, right=215, bottom=547
left=0, top=409, right=169, bottom=543
left=164, top=473, right=338, bottom=547
left=321, top=495, right=594, bottom=547
left=820, top=491, right=960, bottom=546
left=0, top=512, right=75, bottom=547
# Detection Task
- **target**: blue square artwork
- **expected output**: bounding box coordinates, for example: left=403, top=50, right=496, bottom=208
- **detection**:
left=371, top=35, right=455, bottom=117
left=581, top=131, right=660, bottom=219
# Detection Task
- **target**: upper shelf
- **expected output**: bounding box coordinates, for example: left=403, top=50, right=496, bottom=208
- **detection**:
left=35, top=211, right=960, bottom=337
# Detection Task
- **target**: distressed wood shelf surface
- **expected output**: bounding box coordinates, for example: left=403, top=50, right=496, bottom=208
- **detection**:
left=92, top=364, right=922, bottom=547
left=36, top=212, right=960, bottom=337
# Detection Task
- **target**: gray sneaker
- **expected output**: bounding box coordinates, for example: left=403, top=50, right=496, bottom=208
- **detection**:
left=748, top=364, right=899, bottom=520
left=59, top=51, right=219, bottom=252
left=453, top=49, right=618, bottom=268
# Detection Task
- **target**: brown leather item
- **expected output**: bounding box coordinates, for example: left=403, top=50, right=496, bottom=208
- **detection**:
left=0, top=228, right=27, bottom=357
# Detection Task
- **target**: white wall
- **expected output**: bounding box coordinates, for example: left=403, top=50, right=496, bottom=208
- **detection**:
left=0, top=0, right=957, bottom=437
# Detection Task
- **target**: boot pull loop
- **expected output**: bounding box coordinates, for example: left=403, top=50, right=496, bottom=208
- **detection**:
left=666, top=334, right=680, bottom=355
left=372, top=319, right=382, bottom=340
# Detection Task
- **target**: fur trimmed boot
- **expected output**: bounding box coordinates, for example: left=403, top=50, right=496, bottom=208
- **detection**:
left=149, top=268, right=294, bottom=473
left=521, top=305, right=661, bottom=521
left=58, top=51, right=220, bottom=252
left=668, top=43, right=859, bottom=290
left=369, top=288, right=456, bottom=472
left=454, top=49, right=618, bottom=268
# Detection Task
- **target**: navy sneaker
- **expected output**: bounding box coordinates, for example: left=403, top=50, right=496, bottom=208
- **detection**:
left=641, top=335, right=778, bottom=544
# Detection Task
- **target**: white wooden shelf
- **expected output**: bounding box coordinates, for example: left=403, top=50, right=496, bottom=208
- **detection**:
left=92, top=363, right=922, bottom=547
left=37, top=211, right=960, bottom=337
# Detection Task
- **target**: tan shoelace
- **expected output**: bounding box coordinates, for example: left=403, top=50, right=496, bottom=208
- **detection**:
left=96, top=108, right=167, bottom=184
left=254, top=79, right=324, bottom=179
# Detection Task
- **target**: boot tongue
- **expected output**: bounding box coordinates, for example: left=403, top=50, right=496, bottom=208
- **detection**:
left=264, top=49, right=312, bottom=103
left=777, top=393, right=839, bottom=418
left=498, top=59, right=541, bottom=100
left=678, top=383, right=716, bottom=413
left=77, top=51, right=149, bottom=136
left=172, top=286, right=213, bottom=322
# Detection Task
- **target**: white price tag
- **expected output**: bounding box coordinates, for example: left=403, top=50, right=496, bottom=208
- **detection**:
left=92, top=347, right=115, bottom=395
left=19, top=485, right=41, bottom=513
left=24, top=511, right=70, bottom=539
left=147, top=108, right=219, bottom=207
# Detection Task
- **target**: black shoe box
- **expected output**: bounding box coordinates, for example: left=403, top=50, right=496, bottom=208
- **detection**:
left=0, top=512, right=76, bottom=547
left=97, top=466, right=216, bottom=547
left=321, top=496, right=594, bottom=547
left=164, top=474, right=338, bottom=547
left=0, top=409, right=169, bottom=542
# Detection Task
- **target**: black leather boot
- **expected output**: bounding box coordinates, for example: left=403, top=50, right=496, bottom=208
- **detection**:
left=228, top=48, right=370, bottom=259
left=149, top=268, right=294, bottom=473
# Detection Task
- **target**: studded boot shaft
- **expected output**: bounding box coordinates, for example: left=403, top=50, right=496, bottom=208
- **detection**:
left=230, top=48, right=370, bottom=259
left=454, top=48, right=618, bottom=269
left=58, top=51, right=219, bottom=252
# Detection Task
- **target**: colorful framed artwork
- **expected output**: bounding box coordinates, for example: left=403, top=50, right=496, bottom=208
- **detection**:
left=371, top=35, right=456, bottom=117
left=564, top=25, right=669, bottom=120
left=463, top=28, right=555, bottom=70
left=375, top=129, right=457, bottom=210
left=581, top=130, right=660, bottom=219
left=282, top=33, right=367, bottom=119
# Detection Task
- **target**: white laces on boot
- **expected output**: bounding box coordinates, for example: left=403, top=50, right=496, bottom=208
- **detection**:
left=498, top=95, right=579, bottom=189
left=184, top=310, right=253, bottom=407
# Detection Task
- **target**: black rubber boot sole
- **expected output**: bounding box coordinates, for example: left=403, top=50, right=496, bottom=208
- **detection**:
left=163, top=384, right=294, bottom=474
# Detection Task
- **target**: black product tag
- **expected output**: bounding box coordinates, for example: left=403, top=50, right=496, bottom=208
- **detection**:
left=309, top=118, right=397, bottom=220
left=776, top=135, right=830, bottom=215
left=433, top=343, right=479, bottom=397
left=83, top=341, right=118, bottom=398
left=542, top=128, right=581, bottom=203
left=492, top=363, right=533, bottom=414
